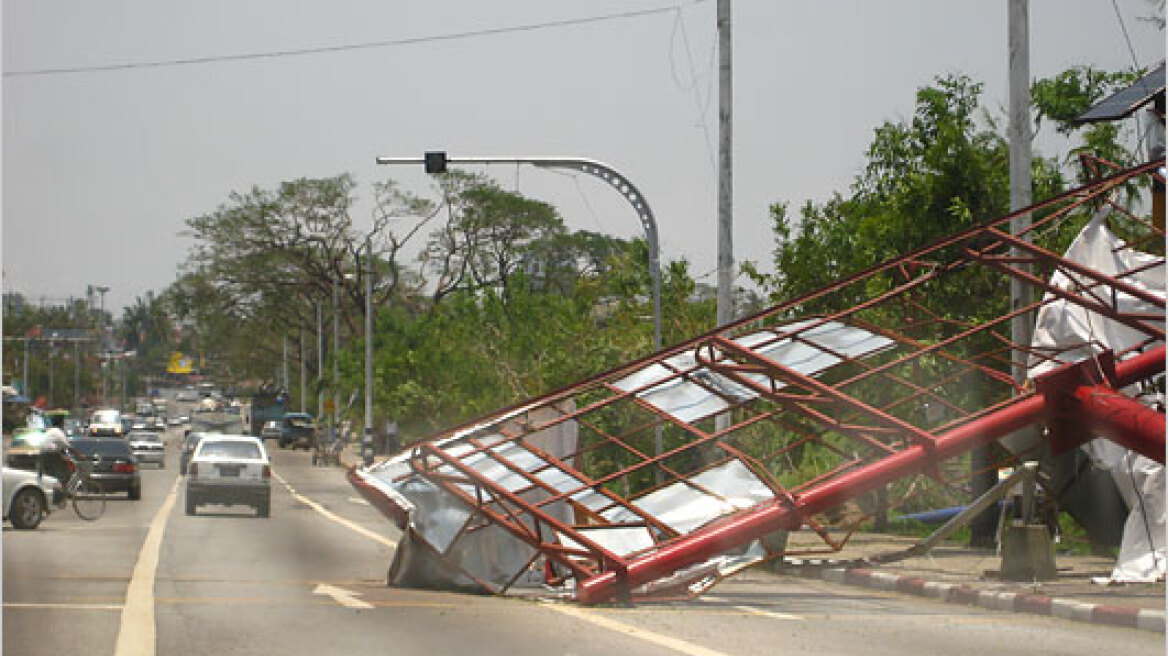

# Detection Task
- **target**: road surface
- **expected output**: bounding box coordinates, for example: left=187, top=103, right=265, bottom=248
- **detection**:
left=5, top=423, right=1162, bottom=656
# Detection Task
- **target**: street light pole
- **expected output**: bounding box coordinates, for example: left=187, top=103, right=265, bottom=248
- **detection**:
left=378, top=153, right=664, bottom=474
left=376, top=154, right=662, bottom=352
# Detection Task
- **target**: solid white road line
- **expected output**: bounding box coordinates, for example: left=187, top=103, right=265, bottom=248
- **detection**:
left=312, top=583, right=374, bottom=609
left=272, top=471, right=397, bottom=549
left=540, top=602, right=737, bottom=656
left=701, top=595, right=802, bottom=621
left=113, top=476, right=180, bottom=656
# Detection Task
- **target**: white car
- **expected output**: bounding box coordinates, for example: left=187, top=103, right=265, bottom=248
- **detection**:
left=88, top=408, right=124, bottom=437
left=3, top=467, right=64, bottom=529
left=128, top=431, right=166, bottom=468
left=185, top=435, right=271, bottom=517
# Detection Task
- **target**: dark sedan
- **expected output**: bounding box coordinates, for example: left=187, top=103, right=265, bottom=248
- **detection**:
left=68, top=439, right=141, bottom=500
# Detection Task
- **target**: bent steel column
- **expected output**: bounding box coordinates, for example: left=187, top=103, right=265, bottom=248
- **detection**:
left=1070, top=384, right=1165, bottom=464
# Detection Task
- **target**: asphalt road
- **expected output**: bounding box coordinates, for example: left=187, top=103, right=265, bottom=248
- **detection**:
left=5, top=425, right=1163, bottom=656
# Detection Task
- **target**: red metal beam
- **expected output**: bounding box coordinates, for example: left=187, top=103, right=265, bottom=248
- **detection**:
left=1071, top=384, right=1165, bottom=464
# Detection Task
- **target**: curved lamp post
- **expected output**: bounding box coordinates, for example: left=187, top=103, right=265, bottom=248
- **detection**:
left=375, top=154, right=661, bottom=352
left=377, top=153, right=664, bottom=471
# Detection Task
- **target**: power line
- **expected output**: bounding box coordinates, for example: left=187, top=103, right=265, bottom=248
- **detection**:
left=1110, top=0, right=1145, bottom=73
left=4, top=4, right=703, bottom=78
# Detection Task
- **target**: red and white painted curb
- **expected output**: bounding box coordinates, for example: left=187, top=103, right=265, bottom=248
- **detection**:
left=784, top=560, right=1164, bottom=633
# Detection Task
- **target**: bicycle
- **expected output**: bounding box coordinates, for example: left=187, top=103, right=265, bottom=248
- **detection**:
left=61, top=448, right=107, bottom=521
left=311, top=434, right=346, bottom=467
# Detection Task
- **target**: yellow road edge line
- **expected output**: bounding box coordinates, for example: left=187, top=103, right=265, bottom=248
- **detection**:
left=272, top=471, right=398, bottom=550
left=113, top=476, right=180, bottom=656
left=540, top=602, right=737, bottom=656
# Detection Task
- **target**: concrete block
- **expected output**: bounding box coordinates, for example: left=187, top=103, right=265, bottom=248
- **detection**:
left=999, top=524, right=1058, bottom=581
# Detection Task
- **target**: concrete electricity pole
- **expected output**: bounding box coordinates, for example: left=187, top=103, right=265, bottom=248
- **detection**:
left=317, top=302, right=324, bottom=423
left=300, top=328, right=307, bottom=413
left=972, top=0, right=1033, bottom=548
left=716, top=0, right=734, bottom=329
left=363, top=236, right=375, bottom=466
left=332, top=278, right=340, bottom=445
left=282, top=335, right=289, bottom=393
left=1008, top=0, right=1034, bottom=375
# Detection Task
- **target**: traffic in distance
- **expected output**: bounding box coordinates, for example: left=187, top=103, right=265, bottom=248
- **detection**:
left=2, top=383, right=282, bottom=527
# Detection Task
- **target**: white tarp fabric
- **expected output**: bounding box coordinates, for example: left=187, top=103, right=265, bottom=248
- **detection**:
left=1083, top=438, right=1166, bottom=582
left=1028, top=211, right=1165, bottom=378
left=1027, top=212, right=1166, bottom=583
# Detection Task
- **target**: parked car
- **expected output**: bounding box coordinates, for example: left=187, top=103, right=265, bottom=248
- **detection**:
left=259, top=420, right=282, bottom=441
left=185, top=435, right=271, bottom=517
left=68, top=439, right=141, bottom=499
left=127, top=431, right=165, bottom=468
left=2, top=466, right=64, bottom=529
left=277, top=413, right=317, bottom=450
left=88, top=409, right=124, bottom=437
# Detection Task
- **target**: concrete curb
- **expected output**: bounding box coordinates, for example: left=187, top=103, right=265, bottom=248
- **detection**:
left=784, top=559, right=1165, bottom=633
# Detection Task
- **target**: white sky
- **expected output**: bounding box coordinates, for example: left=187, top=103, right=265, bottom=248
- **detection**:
left=3, top=0, right=1164, bottom=315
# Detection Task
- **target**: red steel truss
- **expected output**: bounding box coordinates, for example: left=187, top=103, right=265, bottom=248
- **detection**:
left=351, top=160, right=1165, bottom=604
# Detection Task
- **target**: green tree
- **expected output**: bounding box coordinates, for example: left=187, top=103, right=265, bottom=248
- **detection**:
left=745, top=74, right=1066, bottom=321
left=1031, top=65, right=1147, bottom=184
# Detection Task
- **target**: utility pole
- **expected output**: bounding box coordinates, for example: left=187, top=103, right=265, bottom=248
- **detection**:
left=317, top=302, right=324, bottom=424
left=300, top=328, right=307, bottom=413
left=1008, top=0, right=1033, bottom=380
left=716, top=0, right=734, bottom=329
left=972, top=0, right=1033, bottom=548
left=74, top=341, right=80, bottom=407
left=48, top=347, right=54, bottom=407
left=332, top=278, right=340, bottom=445
left=363, top=236, right=375, bottom=466
left=22, top=338, right=30, bottom=396
left=282, top=335, right=289, bottom=393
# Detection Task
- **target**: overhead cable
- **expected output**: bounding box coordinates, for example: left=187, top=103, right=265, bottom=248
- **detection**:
left=5, top=2, right=709, bottom=78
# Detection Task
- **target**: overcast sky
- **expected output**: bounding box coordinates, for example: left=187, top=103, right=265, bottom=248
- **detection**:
left=3, top=1, right=1164, bottom=316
